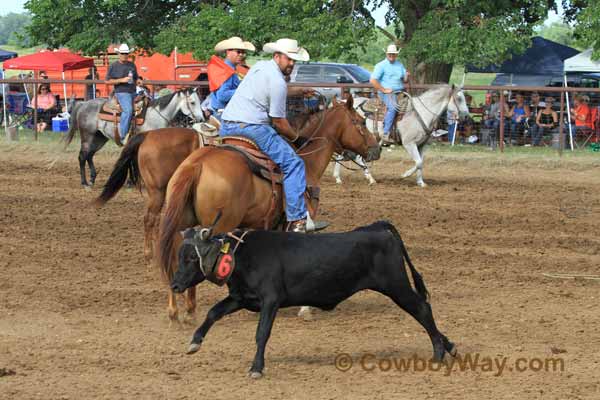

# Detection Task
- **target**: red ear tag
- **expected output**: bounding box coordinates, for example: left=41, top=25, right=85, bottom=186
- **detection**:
left=216, top=254, right=233, bottom=279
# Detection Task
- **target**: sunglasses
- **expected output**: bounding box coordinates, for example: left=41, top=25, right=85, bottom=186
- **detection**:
left=231, top=49, right=246, bottom=55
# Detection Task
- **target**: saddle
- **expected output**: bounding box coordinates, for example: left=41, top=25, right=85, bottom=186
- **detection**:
left=218, top=136, right=320, bottom=230
left=192, top=116, right=222, bottom=146
left=98, top=96, right=149, bottom=145
left=361, top=92, right=411, bottom=143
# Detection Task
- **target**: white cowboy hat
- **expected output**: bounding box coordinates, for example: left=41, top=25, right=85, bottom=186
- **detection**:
left=386, top=44, right=399, bottom=54
left=263, top=38, right=309, bottom=61
left=115, top=43, right=133, bottom=54
left=214, top=37, right=255, bottom=52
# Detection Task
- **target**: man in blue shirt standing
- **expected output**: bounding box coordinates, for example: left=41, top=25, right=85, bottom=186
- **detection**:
left=370, top=44, right=410, bottom=143
left=221, top=38, right=313, bottom=233
left=207, top=37, right=255, bottom=121
left=106, top=43, right=138, bottom=144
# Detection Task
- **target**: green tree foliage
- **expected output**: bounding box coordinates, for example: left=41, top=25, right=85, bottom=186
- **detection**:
left=568, top=0, right=600, bottom=58
left=154, top=0, right=375, bottom=61
left=536, top=22, right=581, bottom=49
left=0, top=13, right=32, bottom=47
left=372, top=0, right=557, bottom=82
left=24, top=0, right=201, bottom=54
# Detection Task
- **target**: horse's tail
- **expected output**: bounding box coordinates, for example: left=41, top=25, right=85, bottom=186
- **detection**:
left=63, top=101, right=80, bottom=149
left=157, top=161, right=201, bottom=283
left=385, top=221, right=430, bottom=302
left=94, top=133, right=146, bottom=207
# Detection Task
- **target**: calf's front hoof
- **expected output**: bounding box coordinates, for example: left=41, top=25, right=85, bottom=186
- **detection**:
left=187, top=342, right=201, bottom=354
left=248, top=371, right=263, bottom=379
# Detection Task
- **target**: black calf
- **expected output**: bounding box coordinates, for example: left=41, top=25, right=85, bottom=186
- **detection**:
left=171, top=221, right=456, bottom=378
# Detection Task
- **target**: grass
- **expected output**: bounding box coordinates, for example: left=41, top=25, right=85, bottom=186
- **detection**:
left=2, top=127, right=598, bottom=170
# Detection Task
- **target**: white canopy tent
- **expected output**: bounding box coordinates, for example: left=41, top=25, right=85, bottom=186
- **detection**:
left=563, top=49, right=600, bottom=150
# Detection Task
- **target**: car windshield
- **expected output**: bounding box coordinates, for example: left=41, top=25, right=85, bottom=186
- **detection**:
left=346, top=65, right=371, bottom=83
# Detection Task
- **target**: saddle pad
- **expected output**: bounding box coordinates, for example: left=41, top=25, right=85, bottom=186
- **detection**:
left=97, top=113, right=144, bottom=125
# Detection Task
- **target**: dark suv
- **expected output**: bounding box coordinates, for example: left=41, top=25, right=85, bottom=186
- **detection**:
left=289, top=62, right=372, bottom=101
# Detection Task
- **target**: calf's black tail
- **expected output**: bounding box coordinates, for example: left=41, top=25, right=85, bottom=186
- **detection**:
left=383, top=221, right=430, bottom=301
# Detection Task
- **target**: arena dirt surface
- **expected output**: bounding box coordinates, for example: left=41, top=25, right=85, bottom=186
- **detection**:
left=1, top=142, right=599, bottom=399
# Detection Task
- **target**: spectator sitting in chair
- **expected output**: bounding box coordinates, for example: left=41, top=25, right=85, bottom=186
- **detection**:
left=569, top=94, right=592, bottom=142
left=533, top=97, right=558, bottom=146
left=33, top=84, right=57, bottom=132
left=483, top=92, right=509, bottom=133
left=507, top=93, right=530, bottom=144
left=33, top=84, right=57, bottom=129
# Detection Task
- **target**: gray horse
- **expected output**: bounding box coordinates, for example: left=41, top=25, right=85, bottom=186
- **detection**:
left=64, top=89, right=205, bottom=188
left=352, top=84, right=469, bottom=187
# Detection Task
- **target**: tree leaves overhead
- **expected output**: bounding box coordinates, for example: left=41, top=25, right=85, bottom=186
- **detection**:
left=568, top=0, right=600, bottom=59
left=154, top=0, right=375, bottom=61
left=24, top=0, right=201, bottom=54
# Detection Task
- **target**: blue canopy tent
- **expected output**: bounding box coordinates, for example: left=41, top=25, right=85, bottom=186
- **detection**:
left=0, top=48, right=18, bottom=132
left=466, top=37, right=579, bottom=77
left=0, top=48, right=18, bottom=62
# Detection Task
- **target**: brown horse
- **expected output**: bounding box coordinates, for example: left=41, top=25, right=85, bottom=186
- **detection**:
left=94, top=127, right=202, bottom=261
left=95, top=100, right=328, bottom=261
left=157, top=96, right=381, bottom=321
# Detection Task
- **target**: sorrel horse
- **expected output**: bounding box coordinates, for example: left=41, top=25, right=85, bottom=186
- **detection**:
left=95, top=98, right=328, bottom=262
left=157, top=96, right=381, bottom=322
left=94, top=127, right=202, bottom=261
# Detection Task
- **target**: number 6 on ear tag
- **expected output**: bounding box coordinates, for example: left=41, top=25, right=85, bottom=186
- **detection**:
left=216, top=254, right=234, bottom=283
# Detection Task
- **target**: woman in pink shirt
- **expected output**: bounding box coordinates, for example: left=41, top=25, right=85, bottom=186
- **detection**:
left=34, top=84, right=57, bottom=132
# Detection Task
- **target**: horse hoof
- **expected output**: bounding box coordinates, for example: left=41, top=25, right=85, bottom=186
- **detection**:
left=187, top=342, right=201, bottom=354
left=368, top=179, right=377, bottom=185
left=298, top=306, right=313, bottom=321
left=417, top=181, right=427, bottom=188
left=335, top=178, right=342, bottom=185
left=83, top=185, right=93, bottom=192
left=248, top=371, right=263, bottom=379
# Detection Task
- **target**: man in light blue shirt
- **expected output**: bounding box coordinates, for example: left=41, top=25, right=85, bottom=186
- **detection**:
left=370, top=44, right=410, bottom=143
left=221, top=38, right=313, bottom=233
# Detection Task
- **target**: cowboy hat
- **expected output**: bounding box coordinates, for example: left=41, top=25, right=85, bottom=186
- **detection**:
left=263, top=38, right=309, bottom=62
left=385, top=44, right=399, bottom=54
left=114, top=43, right=133, bottom=54
left=214, top=37, right=255, bottom=52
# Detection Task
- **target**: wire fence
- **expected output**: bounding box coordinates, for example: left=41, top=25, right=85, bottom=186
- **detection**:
left=2, top=78, right=600, bottom=154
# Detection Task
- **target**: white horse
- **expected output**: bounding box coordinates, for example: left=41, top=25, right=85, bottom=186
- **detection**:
left=351, top=85, right=470, bottom=187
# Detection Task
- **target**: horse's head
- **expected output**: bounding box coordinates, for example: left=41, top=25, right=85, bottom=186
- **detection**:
left=448, top=85, right=470, bottom=121
left=171, top=212, right=222, bottom=293
left=330, top=95, right=381, bottom=162
left=177, top=88, right=205, bottom=122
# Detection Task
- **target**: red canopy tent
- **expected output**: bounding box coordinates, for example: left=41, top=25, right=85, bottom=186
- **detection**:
left=2, top=49, right=94, bottom=71
left=2, top=50, right=94, bottom=131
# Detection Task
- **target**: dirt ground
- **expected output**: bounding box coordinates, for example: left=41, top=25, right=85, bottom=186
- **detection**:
left=1, top=143, right=600, bottom=400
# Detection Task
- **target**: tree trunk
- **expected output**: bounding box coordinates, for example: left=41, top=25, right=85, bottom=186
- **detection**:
left=411, top=61, right=453, bottom=84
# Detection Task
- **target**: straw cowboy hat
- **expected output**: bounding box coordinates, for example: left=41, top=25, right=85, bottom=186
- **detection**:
left=385, top=44, right=399, bottom=54
left=214, top=37, right=256, bottom=52
left=114, top=43, right=133, bottom=54
left=263, top=38, right=309, bottom=61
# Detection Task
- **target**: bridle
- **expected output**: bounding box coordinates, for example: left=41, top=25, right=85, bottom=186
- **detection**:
left=406, top=87, right=464, bottom=134
left=151, top=89, right=203, bottom=124
left=296, top=99, right=373, bottom=158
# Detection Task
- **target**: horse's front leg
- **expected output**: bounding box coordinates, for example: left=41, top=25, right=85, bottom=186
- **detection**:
left=333, top=162, right=342, bottom=184
left=402, top=143, right=426, bottom=187
left=183, top=286, right=197, bottom=324
left=355, top=155, right=376, bottom=185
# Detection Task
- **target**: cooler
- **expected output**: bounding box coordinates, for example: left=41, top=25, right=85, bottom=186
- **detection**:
left=52, top=117, right=69, bottom=132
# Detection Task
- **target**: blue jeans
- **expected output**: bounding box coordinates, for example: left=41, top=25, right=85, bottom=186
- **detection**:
left=115, top=92, right=134, bottom=140
left=220, top=122, right=307, bottom=221
left=378, top=91, right=400, bottom=135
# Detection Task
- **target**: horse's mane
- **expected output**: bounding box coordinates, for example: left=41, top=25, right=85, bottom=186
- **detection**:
left=148, top=91, right=177, bottom=110
left=147, top=88, right=198, bottom=110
